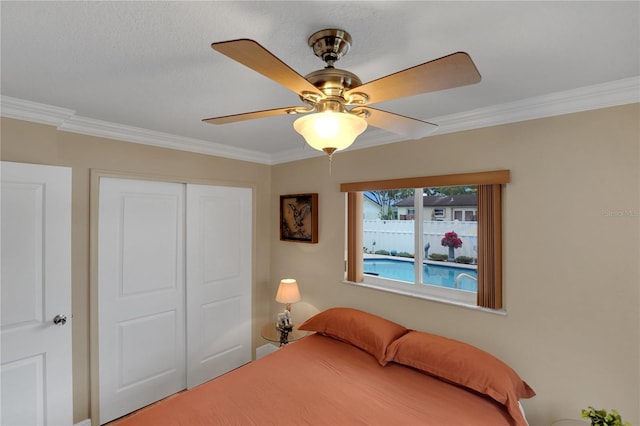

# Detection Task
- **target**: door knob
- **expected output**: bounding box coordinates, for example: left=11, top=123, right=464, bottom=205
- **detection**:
left=53, top=314, right=67, bottom=326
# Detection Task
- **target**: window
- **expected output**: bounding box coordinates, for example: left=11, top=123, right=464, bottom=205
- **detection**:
left=398, top=207, right=415, bottom=220
left=341, top=170, right=510, bottom=310
left=453, top=209, right=477, bottom=221
left=433, top=208, right=445, bottom=219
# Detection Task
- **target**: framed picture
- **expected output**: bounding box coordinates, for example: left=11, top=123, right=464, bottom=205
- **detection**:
left=280, top=193, right=318, bottom=243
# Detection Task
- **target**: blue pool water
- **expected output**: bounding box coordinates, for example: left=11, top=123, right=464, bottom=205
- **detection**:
left=363, top=258, right=477, bottom=291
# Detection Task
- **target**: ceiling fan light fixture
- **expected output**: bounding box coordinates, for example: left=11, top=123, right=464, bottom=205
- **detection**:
left=206, top=30, right=481, bottom=165
left=293, top=111, right=367, bottom=155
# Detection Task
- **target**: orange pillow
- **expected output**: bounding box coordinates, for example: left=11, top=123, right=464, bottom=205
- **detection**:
left=385, top=330, right=535, bottom=426
left=298, top=307, right=408, bottom=365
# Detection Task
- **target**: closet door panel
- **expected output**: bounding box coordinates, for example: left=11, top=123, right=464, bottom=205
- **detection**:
left=98, top=178, right=186, bottom=424
left=186, top=185, right=252, bottom=389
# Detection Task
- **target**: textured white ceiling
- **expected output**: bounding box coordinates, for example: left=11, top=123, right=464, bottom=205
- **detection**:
left=1, top=1, right=639, bottom=163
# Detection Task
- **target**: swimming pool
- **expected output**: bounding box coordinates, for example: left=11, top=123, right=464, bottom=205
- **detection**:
left=363, top=258, right=477, bottom=291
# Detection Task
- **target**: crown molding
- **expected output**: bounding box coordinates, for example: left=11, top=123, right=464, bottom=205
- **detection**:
left=430, top=76, right=640, bottom=136
left=0, top=96, right=271, bottom=164
left=2, top=76, right=638, bottom=165
left=58, top=115, right=271, bottom=164
left=272, top=76, right=639, bottom=163
left=0, top=96, right=75, bottom=126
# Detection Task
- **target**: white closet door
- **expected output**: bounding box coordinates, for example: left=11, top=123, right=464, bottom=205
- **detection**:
left=98, top=178, right=186, bottom=424
left=186, top=184, right=252, bottom=388
left=1, top=162, right=72, bottom=426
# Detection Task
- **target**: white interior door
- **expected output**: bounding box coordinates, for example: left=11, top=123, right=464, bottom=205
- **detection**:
left=1, top=161, right=72, bottom=426
left=186, top=185, right=252, bottom=388
left=98, top=178, right=186, bottom=424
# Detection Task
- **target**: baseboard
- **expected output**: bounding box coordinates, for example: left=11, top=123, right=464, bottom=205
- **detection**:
left=75, top=419, right=92, bottom=426
left=256, top=343, right=278, bottom=359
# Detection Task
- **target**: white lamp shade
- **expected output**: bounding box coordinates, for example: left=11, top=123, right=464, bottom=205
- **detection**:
left=275, top=279, right=301, bottom=304
left=293, top=112, right=367, bottom=153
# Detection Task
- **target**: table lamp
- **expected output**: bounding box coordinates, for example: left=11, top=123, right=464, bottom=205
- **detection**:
left=275, top=278, right=300, bottom=313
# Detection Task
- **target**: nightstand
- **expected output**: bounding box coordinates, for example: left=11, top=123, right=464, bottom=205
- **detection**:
left=261, top=323, right=308, bottom=346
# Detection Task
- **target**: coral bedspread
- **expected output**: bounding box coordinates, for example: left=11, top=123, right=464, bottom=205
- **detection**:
left=112, top=333, right=515, bottom=425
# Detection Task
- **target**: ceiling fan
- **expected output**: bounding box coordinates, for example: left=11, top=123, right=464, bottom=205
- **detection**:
left=203, top=29, right=481, bottom=158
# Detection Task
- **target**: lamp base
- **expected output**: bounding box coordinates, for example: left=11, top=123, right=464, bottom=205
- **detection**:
left=276, top=325, right=293, bottom=346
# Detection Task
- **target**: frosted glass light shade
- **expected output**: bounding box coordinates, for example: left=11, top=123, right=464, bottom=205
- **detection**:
left=275, top=279, right=300, bottom=304
left=293, top=112, right=367, bottom=154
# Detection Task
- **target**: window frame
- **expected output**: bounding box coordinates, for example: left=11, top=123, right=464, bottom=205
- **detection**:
left=341, top=170, right=510, bottom=310
left=453, top=208, right=478, bottom=221
left=433, top=208, right=446, bottom=218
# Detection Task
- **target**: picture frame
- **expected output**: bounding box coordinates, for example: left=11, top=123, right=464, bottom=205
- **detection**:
left=280, top=193, right=318, bottom=243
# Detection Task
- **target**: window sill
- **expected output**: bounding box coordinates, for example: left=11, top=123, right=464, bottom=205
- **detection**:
left=341, top=279, right=507, bottom=316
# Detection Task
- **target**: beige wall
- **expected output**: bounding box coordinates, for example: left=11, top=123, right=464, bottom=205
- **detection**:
left=270, top=104, right=640, bottom=426
left=2, top=103, right=638, bottom=426
left=0, top=117, right=272, bottom=423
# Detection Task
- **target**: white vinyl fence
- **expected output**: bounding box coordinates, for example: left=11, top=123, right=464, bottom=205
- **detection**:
left=363, top=220, right=477, bottom=260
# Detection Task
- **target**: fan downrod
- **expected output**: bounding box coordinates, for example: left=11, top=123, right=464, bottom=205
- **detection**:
left=308, top=29, right=352, bottom=67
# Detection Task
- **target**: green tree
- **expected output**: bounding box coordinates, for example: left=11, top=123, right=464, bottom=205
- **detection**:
left=369, top=189, right=413, bottom=220
left=425, top=186, right=477, bottom=196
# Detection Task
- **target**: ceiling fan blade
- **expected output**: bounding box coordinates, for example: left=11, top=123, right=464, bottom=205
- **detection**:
left=354, top=107, right=438, bottom=139
left=203, top=106, right=302, bottom=125
left=212, top=39, right=324, bottom=97
left=346, top=52, right=481, bottom=105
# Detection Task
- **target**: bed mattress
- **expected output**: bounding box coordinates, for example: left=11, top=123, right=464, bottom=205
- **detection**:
left=112, top=333, right=515, bottom=425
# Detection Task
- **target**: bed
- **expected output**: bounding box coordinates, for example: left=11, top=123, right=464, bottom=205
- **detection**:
left=111, top=308, right=535, bottom=426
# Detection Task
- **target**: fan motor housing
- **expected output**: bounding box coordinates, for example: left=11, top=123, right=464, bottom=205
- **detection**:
left=304, top=68, right=362, bottom=98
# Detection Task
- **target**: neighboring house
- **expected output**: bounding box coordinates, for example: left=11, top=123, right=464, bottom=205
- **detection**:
left=363, top=191, right=382, bottom=220
left=396, top=194, right=477, bottom=221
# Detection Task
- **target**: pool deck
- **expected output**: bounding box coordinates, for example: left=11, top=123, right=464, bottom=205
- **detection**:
left=363, top=253, right=478, bottom=271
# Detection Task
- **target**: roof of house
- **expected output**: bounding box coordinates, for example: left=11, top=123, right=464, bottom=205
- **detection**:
left=395, top=193, right=477, bottom=207
left=363, top=191, right=381, bottom=206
